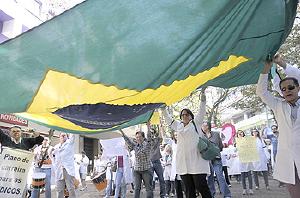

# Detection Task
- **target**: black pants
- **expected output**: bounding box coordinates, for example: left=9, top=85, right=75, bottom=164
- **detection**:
left=175, top=176, right=184, bottom=198
left=181, top=174, right=212, bottom=198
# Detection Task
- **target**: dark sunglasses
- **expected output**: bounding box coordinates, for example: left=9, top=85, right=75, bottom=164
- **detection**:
left=181, top=113, right=190, bottom=117
left=281, top=85, right=296, bottom=92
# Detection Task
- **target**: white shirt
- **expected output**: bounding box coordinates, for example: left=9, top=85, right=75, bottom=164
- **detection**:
left=163, top=102, right=210, bottom=175
left=79, top=155, right=89, bottom=174
left=257, top=74, right=300, bottom=184
left=53, top=134, right=75, bottom=180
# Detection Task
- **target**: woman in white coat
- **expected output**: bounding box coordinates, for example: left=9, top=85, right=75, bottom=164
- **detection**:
left=256, top=56, right=300, bottom=198
left=237, top=130, right=254, bottom=195
left=170, top=132, right=184, bottom=198
left=163, top=89, right=211, bottom=198
left=251, top=129, right=269, bottom=190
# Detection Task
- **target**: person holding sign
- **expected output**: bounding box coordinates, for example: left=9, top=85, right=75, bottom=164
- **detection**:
left=52, top=133, right=76, bottom=198
left=0, top=126, right=43, bottom=150
left=256, top=55, right=300, bottom=197
left=236, top=130, right=254, bottom=196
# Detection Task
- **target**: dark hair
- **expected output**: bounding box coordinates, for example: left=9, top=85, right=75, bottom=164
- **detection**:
left=237, top=130, right=245, bottom=137
left=203, top=121, right=212, bottom=131
left=180, top=109, right=194, bottom=120
left=279, top=77, right=299, bottom=88
left=135, top=131, right=145, bottom=138
left=251, top=129, right=261, bottom=139
left=271, top=125, right=278, bottom=130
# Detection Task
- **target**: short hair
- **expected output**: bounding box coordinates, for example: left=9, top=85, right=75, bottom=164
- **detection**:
left=180, top=109, right=194, bottom=119
left=10, top=125, right=22, bottom=130
left=237, top=130, right=245, bottom=137
left=135, top=131, right=145, bottom=138
left=279, top=77, right=299, bottom=88
left=271, top=125, right=278, bottom=130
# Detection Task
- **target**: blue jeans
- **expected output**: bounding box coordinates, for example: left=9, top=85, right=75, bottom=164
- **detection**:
left=134, top=169, right=153, bottom=198
left=105, top=179, right=113, bottom=197
left=114, top=168, right=127, bottom=198
left=31, top=168, right=51, bottom=198
left=208, top=160, right=231, bottom=198
left=151, top=159, right=166, bottom=197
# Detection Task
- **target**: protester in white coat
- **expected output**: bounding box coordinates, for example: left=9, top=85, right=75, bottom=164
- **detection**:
left=251, top=129, right=269, bottom=190
left=170, top=132, right=184, bottom=198
left=162, top=144, right=174, bottom=196
left=79, top=151, right=89, bottom=191
left=162, top=89, right=211, bottom=198
left=53, top=133, right=76, bottom=198
left=256, top=55, right=300, bottom=198
left=114, top=150, right=133, bottom=198
left=237, top=130, right=254, bottom=195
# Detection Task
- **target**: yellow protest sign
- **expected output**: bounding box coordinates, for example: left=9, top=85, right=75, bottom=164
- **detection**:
left=236, top=136, right=259, bottom=163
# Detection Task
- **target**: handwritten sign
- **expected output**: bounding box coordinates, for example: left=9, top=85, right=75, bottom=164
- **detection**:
left=0, top=147, right=33, bottom=197
left=236, top=136, right=259, bottom=163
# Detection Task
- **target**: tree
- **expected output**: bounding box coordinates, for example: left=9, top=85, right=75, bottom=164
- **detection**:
left=230, top=6, right=300, bottom=111
left=170, top=87, right=231, bottom=127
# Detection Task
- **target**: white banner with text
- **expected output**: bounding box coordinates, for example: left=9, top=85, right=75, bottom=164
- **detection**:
left=0, top=147, right=33, bottom=197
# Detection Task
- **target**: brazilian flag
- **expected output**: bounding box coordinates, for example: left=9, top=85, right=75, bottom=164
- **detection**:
left=0, top=0, right=297, bottom=133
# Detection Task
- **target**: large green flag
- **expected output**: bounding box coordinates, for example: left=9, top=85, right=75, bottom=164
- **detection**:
left=0, top=0, right=297, bottom=133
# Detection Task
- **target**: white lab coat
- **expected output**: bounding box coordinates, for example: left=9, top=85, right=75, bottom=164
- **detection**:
left=53, top=134, right=75, bottom=180
left=257, top=74, right=300, bottom=184
left=253, top=138, right=268, bottom=171
left=79, top=155, right=89, bottom=174
left=170, top=140, right=178, bottom=181
left=163, top=102, right=210, bottom=175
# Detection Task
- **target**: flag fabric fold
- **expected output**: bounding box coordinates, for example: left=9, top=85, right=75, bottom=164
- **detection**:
left=0, top=0, right=297, bottom=133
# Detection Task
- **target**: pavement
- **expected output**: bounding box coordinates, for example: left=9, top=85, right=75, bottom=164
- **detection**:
left=41, top=176, right=289, bottom=198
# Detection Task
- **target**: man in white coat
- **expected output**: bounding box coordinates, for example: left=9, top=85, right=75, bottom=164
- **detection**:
left=256, top=55, right=300, bottom=198
left=53, top=133, right=76, bottom=198
left=79, top=151, right=90, bottom=191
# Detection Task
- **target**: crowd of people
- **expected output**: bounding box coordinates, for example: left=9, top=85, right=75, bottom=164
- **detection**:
left=0, top=54, right=299, bottom=198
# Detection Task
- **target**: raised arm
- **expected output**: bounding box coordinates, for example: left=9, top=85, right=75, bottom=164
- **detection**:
left=161, top=107, right=184, bottom=132
left=119, top=129, right=135, bottom=151
left=256, top=61, right=279, bottom=110
left=194, top=88, right=207, bottom=126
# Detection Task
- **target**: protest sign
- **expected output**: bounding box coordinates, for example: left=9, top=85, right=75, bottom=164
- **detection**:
left=224, top=146, right=241, bottom=175
left=0, top=147, right=33, bottom=197
left=100, top=137, right=127, bottom=157
left=236, top=136, right=259, bottom=163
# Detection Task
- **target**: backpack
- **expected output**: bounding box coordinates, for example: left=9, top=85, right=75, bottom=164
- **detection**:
left=192, top=121, right=220, bottom=161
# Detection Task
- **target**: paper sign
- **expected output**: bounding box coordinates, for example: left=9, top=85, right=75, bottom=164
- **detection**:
left=236, top=136, right=259, bottom=163
left=100, top=137, right=127, bottom=157
left=0, top=147, right=33, bottom=197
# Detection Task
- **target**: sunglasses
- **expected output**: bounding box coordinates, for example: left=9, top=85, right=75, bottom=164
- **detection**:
left=181, top=113, right=190, bottom=117
left=281, top=85, right=296, bottom=92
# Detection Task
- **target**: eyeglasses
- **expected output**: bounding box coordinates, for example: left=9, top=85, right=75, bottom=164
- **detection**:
left=181, top=113, right=190, bottom=117
left=281, top=85, right=296, bottom=92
